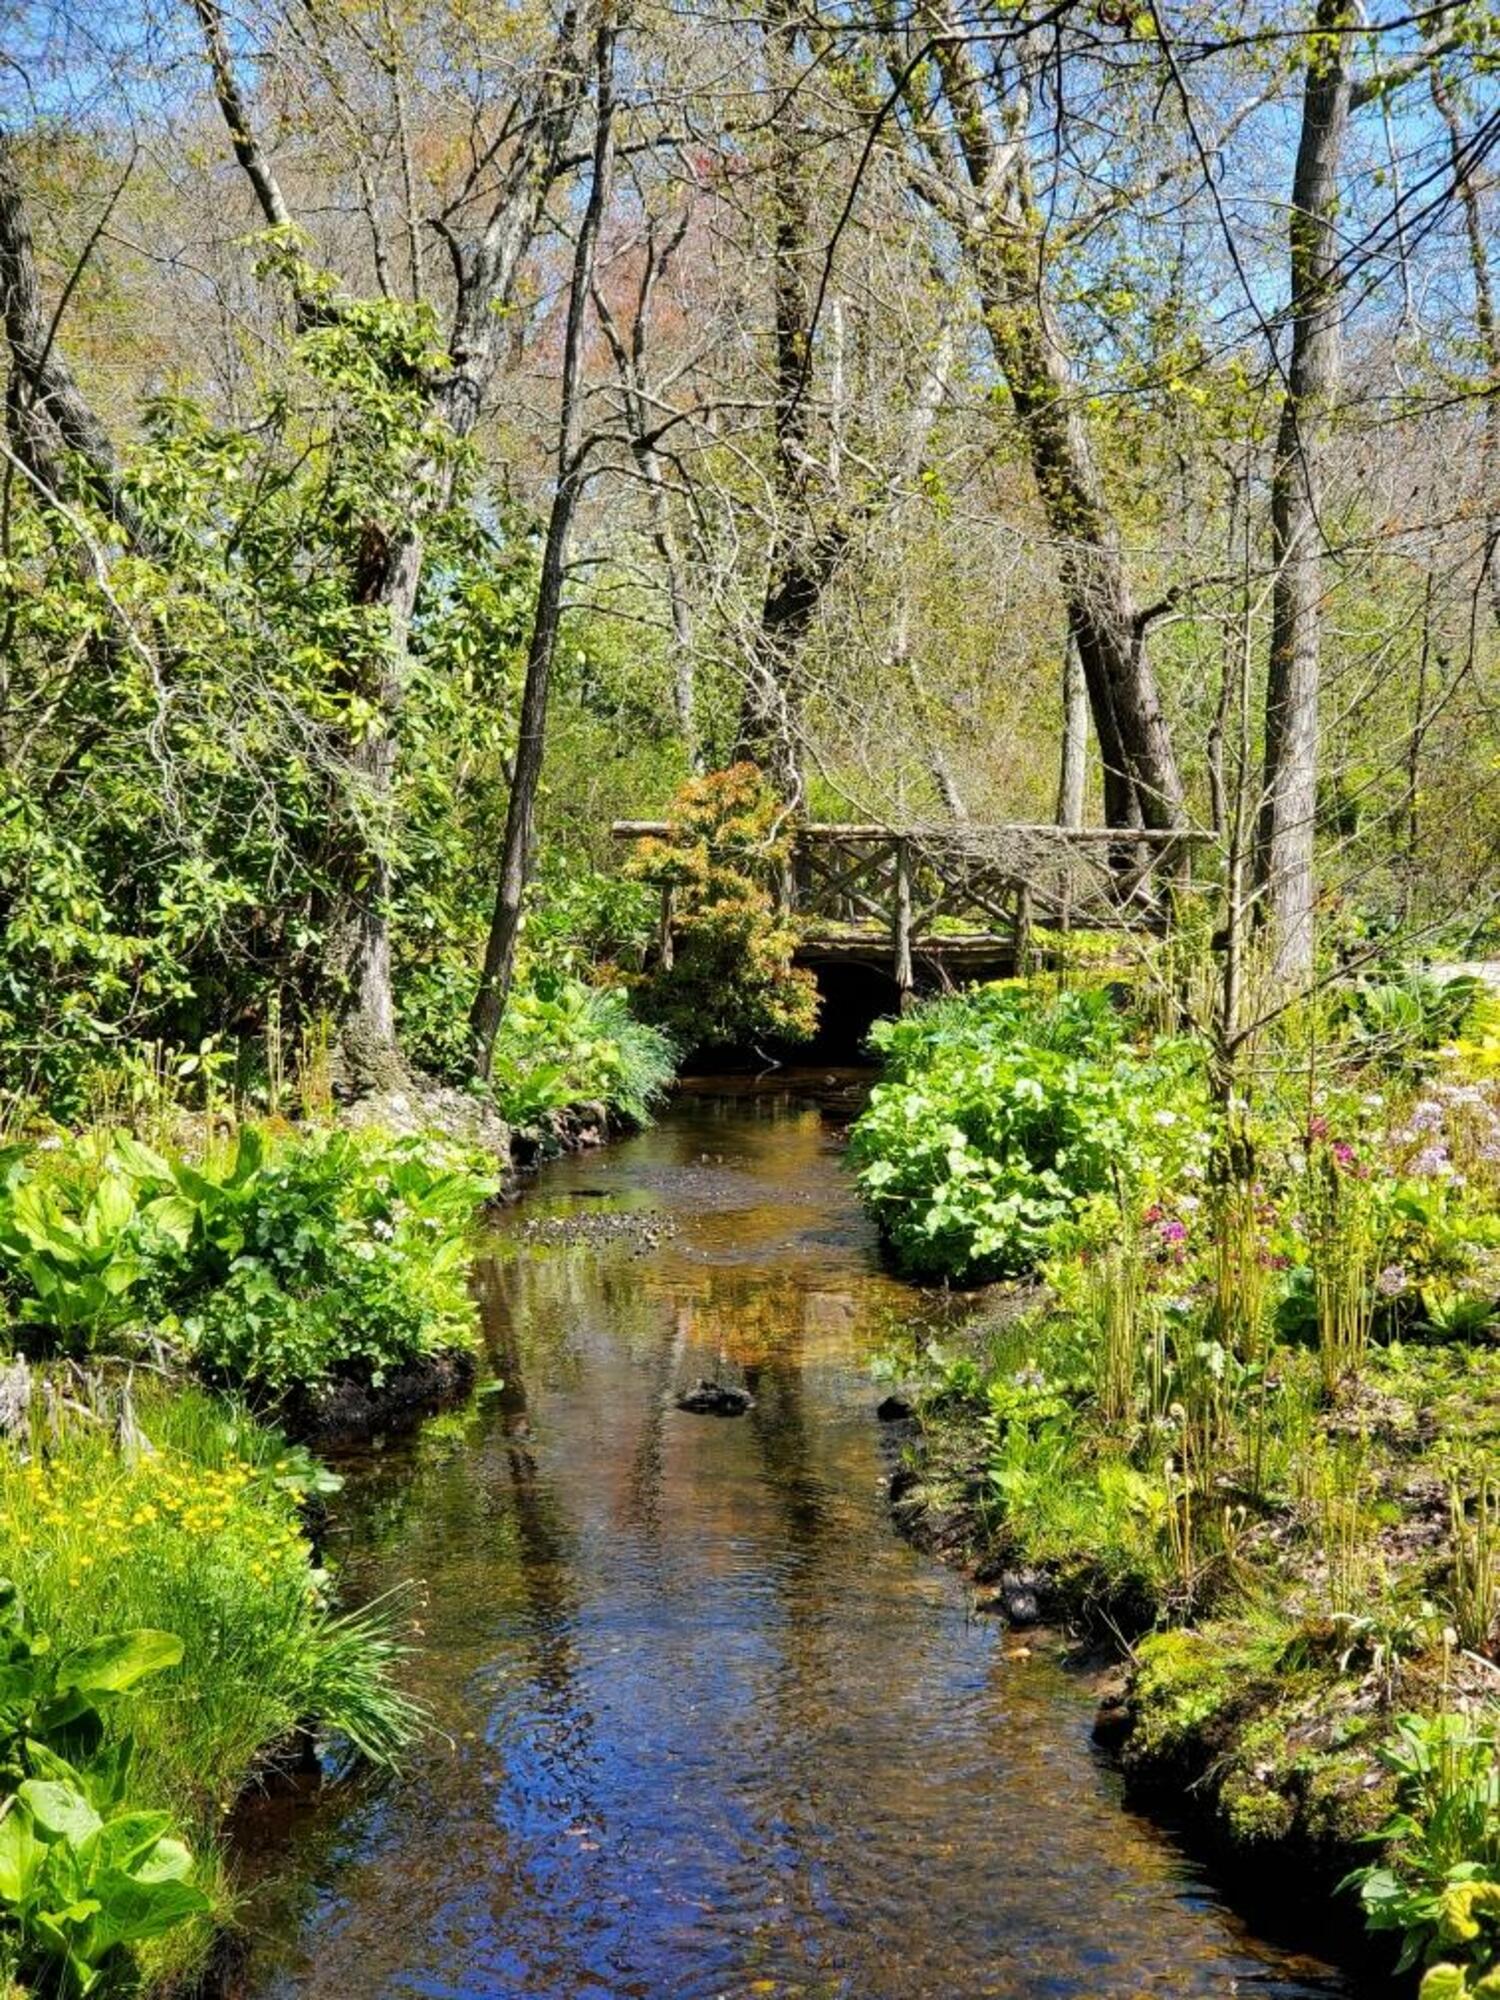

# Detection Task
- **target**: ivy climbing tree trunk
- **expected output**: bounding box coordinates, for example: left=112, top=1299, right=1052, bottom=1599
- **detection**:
left=1255, top=0, right=1353, bottom=982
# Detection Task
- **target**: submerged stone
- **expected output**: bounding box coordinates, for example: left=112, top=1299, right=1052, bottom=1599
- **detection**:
left=674, top=1378, right=755, bottom=1416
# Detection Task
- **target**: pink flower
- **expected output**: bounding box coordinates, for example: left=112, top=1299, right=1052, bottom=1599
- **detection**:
left=1159, top=1219, right=1187, bottom=1245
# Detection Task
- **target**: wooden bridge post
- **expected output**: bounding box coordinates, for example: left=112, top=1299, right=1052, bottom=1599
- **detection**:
left=893, top=837, right=914, bottom=1010
left=657, top=884, right=676, bottom=971
left=1015, top=878, right=1033, bottom=977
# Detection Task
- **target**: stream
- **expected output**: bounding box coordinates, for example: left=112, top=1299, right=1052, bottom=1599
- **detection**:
left=238, top=1078, right=1355, bottom=2000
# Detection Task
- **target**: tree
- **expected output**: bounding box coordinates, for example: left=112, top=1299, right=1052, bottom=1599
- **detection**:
left=862, top=4, right=1187, bottom=832
left=470, top=10, right=619, bottom=1078
left=1254, top=1, right=1354, bottom=983
left=189, top=0, right=587, bottom=1088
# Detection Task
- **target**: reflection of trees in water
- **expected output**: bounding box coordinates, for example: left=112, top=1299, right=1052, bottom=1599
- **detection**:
left=471, top=1255, right=584, bottom=1713
left=233, top=1270, right=593, bottom=1992
left=480, top=1244, right=686, bottom=1549
left=661, top=1267, right=861, bottom=1374
left=622, top=1301, right=690, bottom=1546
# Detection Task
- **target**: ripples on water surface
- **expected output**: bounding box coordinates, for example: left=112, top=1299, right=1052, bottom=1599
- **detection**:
left=239, top=1082, right=1354, bottom=2000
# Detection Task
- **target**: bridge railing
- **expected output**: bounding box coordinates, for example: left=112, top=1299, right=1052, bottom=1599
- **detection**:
left=611, top=821, right=1214, bottom=1002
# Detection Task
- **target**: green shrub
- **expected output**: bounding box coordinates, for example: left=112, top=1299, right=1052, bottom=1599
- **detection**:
left=849, top=983, right=1209, bottom=1280
left=0, top=1379, right=421, bottom=1987
left=0, top=1142, right=153, bottom=1344
left=169, top=1130, right=485, bottom=1394
left=627, top=764, right=820, bottom=1054
left=0, top=1383, right=421, bottom=1818
left=1351, top=1710, right=1500, bottom=1991
left=1338, top=974, right=1485, bottom=1075
left=0, top=1584, right=210, bottom=1998
left=489, top=977, right=676, bottom=1129
left=0, top=1126, right=490, bottom=1393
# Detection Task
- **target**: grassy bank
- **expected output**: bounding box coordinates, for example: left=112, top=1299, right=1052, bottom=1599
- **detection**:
left=0, top=968, right=679, bottom=1995
left=0, top=1116, right=491, bottom=1993
left=0, top=1375, right=420, bottom=1997
left=856, top=975, right=1500, bottom=1998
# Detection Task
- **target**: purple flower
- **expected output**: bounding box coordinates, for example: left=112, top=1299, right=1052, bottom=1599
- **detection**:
left=1411, top=1144, right=1452, bottom=1177
left=1331, top=1141, right=1355, bottom=1168
left=1376, top=1264, right=1407, bottom=1298
left=1158, top=1219, right=1188, bottom=1245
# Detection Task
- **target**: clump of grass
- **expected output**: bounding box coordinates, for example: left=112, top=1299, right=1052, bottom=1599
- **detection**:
left=584, top=987, right=679, bottom=1125
left=1093, top=1237, right=1145, bottom=1428
left=490, top=978, right=676, bottom=1128
left=1308, top=1441, right=1380, bottom=1617
left=299, top=1592, right=429, bottom=1769
left=1210, top=1168, right=1271, bottom=1366
left=1449, top=1472, right=1500, bottom=1656
left=0, top=1376, right=422, bottom=1844
left=1307, top=1147, right=1385, bottom=1397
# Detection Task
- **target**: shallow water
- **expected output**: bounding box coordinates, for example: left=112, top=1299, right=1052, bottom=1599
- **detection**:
left=239, top=1081, right=1354, bottom=2000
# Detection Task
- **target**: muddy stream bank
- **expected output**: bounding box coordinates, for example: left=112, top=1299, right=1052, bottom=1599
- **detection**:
left=233, top=1078, right=1356, bottom=2000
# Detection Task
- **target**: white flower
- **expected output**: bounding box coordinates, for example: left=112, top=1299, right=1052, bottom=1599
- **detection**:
left=1152, top=1108, right=1178, bottom=1128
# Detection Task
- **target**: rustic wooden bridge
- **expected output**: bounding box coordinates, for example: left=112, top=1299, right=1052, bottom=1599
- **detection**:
left=613, top=820, right=1211, bottom=1008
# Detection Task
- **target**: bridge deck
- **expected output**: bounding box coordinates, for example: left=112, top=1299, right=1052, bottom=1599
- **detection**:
left=612, top=819, right=1211, bottom=1004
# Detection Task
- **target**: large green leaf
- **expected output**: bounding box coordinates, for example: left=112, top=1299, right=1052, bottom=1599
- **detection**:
left=18, top=1778, right=102, bottom=1846
left=0, top=1799, right=44, bottom=1904
left=85, top=1811, right=174, bottom=1878
left=144, top=1192, right=199, bottom=1251
left=82, top=1869, right=209, bottom=1953
left=128, top=1832, right=194, bottom=1885
left=1418, top=1969, right=1469, bottom=2000
left=107, top=1134, right=171, bottom=1185
left=88, top=1173, right=137, bottom=1243
left=229, top=1123, right=266, bottom=1185
left=55, top=1629, right=184, bottom=1697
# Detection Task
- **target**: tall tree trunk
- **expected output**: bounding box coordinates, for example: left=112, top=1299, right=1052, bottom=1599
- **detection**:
left=1056, top=628, right=1088, bottom=827
left=736, top=0, right=824, bottom=808
left=1256, top=0, right=1352, bottom=981
left=330, top=525, right=424, bottom=1091
left=971, top=187, right=1182, bottom=831
left=470, top=19, right=617, bottom=1077
left=1430, top=66, right=1500, bottom=630
left=889, top=15, right=1185, bottom=834
left=0, top=133, right=131, bottom=524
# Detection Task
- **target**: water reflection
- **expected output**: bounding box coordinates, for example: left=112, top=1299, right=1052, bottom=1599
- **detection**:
left=238, top=1085, right=1352, bottom=2000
